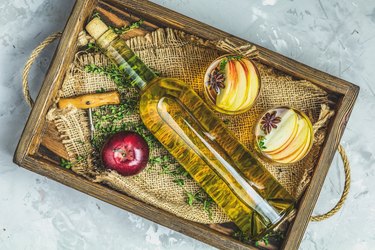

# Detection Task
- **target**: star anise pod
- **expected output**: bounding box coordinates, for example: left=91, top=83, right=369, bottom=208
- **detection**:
left=260, top=111, right=281, bottom=134
left=206, top=68, right=225, bottom=94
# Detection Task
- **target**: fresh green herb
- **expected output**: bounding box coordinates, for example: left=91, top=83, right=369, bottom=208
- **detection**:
left=184, top=189, right=213, bottom=218
left=109, top=19, right=144, bottom=35
left=60, top=158, right=72, bottom=169
left=186, top=191, right=196, bottom=206
left=257, top=136, right=267, bottom=150
left=171, top=165, right=190, bottom=178
left=232, top=230, right=251, bottom=243
left=219, top=55, right=243, bottom=72
left=203, top=197, right=214, bottom=219
left=86, top=42, right=100, bottom=53
left=255, top=238, right=267, bottom=246
left=219, top=59, right=227, bottom=72
left=84, top=63, right=135, bottom=89
left=227, top=55, right=243, bottom=61
left=160, top=164, right=172, bottom=174
left=255, top=230, right=284, bottom=246
left=91, top=12, right=101, bottom=20
left=60, top=155, right=86, bottom=170
left=233, top=230, right=284, bottom=246
left=76, top=139, right=85, bottom=145
left=173, top=178, right=185, bottom=187
left=95, top=88, right=106, bottom=93
left=149, top=67, right=161, bottom=76
left=152, top=153, right=213, bottom=218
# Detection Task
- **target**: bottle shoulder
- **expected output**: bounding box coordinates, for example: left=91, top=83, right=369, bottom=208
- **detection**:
left=140, top=77, right=192, bottom=95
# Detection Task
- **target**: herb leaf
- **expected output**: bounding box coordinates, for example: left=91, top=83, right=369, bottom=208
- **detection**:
left=219, top=55, right=243, bottom=72
left=186, top=192, right=196, bottom=206
left=60, top=158, right=72, bottom=169
left=60, top=155, right=86, bottom=169
left=86, top=42, right=100, bottom=53
left=257, top=136, right=267, bottom=150
left=109, top=19, right=144, bottom=35
left=84, top=63, right=135, bottom=89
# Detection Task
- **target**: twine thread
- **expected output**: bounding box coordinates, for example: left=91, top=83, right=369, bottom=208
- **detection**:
left=22, top=32, right=62, bottom=108
left=310, top=144, right=351, bottom=221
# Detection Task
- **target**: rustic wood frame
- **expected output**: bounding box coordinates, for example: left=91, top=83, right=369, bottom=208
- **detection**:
left=14, top=0, right=359, bottom=249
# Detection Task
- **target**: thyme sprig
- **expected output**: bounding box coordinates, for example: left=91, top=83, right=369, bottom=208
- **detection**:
left=84, top=64, right=135, bottom=89
left=219, top=55, right=243, bottom=71
left=91, top=12, right=101, bottom=20
left=60, top=155, right=87, bottom=169
left=232, top=230, right=285, bottom=247
left=255, top=230, right=284, bottom=247
left=185, top=189, right=214, bottom=219
left=86, top=42, right=100, bottom=53
left=150, top=155, right=214, bottom=219
left=109, top=19, right=144, bottom=35
left=257, top=136, right=267, bottom=150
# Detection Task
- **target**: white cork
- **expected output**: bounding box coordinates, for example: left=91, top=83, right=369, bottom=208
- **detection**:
left=86, top=18, right=109, bottom=40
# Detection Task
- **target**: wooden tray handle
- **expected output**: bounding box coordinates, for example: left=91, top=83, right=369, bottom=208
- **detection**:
left=22, top=32, right=62, bottom=108
left=22, top=32, right=351, bottom=222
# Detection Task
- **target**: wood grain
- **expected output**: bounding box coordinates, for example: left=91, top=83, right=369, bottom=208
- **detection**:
left=40, top=121, right=70, bottom=159
left=14, top=0, right=359, bottom=249
left=21, top=155, right=256, bottom=250
left=14, top=0, right=96, bottom=162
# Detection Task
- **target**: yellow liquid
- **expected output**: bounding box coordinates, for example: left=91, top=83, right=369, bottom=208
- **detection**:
left=139, top=78, right=295, bottom=238
left=95, top=28, right=295, bottom=239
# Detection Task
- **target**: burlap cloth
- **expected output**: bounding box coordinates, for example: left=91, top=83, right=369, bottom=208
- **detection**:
left=47, top=28, right=333, bottom=224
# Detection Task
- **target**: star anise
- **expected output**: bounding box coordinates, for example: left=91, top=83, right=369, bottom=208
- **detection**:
left=206, top=68, right=225, bottom=94
left=260, top=111, right=281, bottom=134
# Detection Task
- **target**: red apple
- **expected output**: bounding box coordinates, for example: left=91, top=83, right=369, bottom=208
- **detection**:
left=101, top=131, right=149, bottom=176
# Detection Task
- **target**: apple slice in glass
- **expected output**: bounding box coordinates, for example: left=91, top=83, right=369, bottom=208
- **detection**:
left=255, top=107, right=313, bottom=164
left=262, top=109, right=298, bottom=153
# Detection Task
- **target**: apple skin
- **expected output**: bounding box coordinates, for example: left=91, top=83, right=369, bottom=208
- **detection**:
left=238, top=59, right=259, bottom=110
left=230, top=60, right=248, bottom=110
left=217, top=60, right=236, bottom=109
left=101, top=131, right=149, bottom=176
left=216, top=58, right=260, bottom=112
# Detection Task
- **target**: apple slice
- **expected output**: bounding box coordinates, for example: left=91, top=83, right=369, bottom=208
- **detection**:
left=216, top=60, right=237, bottom=109
left=229, top=60, right=248, bottom=110
left=276, top=132, right=311, bottom=163
left=262, top=109, right=298, bottom=152
left=269, top=118, right=310, bottom=161
left=266, top=115, right=299, bottom=155
left=288, top=126, right=312, bottom=163
left=238, top=59, right=259, bottom=110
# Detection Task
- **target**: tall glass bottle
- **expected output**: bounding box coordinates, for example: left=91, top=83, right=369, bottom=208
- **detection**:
left=86, top=18, right=295, bottom=239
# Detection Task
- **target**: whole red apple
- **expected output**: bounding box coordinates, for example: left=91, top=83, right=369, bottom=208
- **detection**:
left=101, top=131, right=149, bottom=176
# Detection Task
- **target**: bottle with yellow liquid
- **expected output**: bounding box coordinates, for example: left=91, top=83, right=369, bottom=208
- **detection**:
left=86, top=18, right=295, bottom=239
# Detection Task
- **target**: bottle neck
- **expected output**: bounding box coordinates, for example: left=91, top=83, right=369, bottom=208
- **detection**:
left=96, top=29, right=157, bottom=90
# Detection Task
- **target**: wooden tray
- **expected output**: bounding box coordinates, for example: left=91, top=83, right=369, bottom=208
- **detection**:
left=14, top=0, right=359, bottom=249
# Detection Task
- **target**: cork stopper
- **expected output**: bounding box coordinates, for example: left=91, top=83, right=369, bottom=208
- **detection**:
left=86, top=18, right=109, bottom=40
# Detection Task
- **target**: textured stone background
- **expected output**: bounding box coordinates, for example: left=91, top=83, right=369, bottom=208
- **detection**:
left=0, top=0, right=374, bottom=249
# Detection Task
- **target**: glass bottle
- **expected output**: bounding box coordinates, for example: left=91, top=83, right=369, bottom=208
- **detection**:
left=86, top=18, right=295, bottom=239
